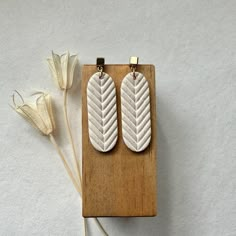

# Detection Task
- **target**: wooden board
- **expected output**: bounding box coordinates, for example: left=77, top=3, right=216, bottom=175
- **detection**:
left=82, top=64, right=157, bottom=217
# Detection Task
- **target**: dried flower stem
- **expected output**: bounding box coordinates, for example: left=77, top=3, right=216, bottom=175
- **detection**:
left=84, top=218, right=88, bottom=236
left=63, top=89, right=82, bottom=187
left=49, top=134, right=87, bottom=235
left=49, top=134, right=81, bottom=194
left=94, top=218, right=108, bottom=236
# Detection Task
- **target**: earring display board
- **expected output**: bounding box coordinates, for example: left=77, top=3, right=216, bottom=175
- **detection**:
left=81, top=64, right=157, bottom=217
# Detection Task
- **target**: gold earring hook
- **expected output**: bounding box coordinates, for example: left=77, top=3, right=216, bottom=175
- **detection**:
left=97, top=57, right=105, bottom=79
left=129, top=56, right=139, bottom=80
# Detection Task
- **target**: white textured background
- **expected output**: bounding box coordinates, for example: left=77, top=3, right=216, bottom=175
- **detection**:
left=0, top=0, right=235, bottom=235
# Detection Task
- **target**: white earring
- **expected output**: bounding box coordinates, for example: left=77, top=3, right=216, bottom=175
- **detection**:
left=121, top=57, right=151, bottom=152
left=86, top=58, right=118, bottom=152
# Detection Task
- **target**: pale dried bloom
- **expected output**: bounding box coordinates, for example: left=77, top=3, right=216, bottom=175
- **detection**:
left=47, top=51, right=78, bottom=90
left=47, top=51, right=83, bottom=192
left=12, top=91, right=55, bottom=136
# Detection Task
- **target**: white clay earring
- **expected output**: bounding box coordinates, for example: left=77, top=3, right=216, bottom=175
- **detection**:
left=121, top=57, right=151, bottom=152
left=87, top=58, right=118, bottom=152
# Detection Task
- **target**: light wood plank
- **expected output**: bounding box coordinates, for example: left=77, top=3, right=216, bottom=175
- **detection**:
left=82, top=64, right=157, bottom=217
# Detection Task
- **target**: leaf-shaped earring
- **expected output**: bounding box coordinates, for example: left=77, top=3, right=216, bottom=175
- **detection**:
left=121, top=57, right=151, bottom=152
left=87, top=58, right=118, bottom=152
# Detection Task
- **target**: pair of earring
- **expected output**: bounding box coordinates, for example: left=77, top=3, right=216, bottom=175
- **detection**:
left=87, top=57, right=151, bottom=153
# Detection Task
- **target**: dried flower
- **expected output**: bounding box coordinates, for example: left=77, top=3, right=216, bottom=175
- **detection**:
left=47, top=51, right=78, bottom=90
left=11, top=50, right=108, bottom=235
left=12, top=91, right=55, bottom=136
left=47, top=51, right=83, bottom=195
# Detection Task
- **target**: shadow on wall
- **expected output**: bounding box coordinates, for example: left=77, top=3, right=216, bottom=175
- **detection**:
left=96, top=94, right=186, bottom=236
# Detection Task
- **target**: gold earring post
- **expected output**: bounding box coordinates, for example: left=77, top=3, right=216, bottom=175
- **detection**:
left=129, top=56, right=139, bottom=79
left=97, top=57, right=105, bottom=78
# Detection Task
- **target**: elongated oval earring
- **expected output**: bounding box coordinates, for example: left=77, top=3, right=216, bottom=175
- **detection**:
left=87, top=58, right=118, bottom=152
left=121, top=57, right=151, bottom=152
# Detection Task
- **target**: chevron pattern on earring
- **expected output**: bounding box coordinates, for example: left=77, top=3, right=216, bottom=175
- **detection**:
left=121, top=72, right=151, bottom=152
left=87, top=72, right=118, bottom=152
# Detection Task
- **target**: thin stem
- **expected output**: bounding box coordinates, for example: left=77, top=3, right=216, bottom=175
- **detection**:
left=94, top=218, right=108, bottom=236
left=84, top=217, right=88, bottom=236
left=49, top=134, right=87, bottom=235
left=63, top=89, right=82, bottom=189
left=49, top=134, right=82, bottom=195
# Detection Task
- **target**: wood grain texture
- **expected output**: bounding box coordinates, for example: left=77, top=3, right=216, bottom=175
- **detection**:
left=82, top=65, right=157, bottom=217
